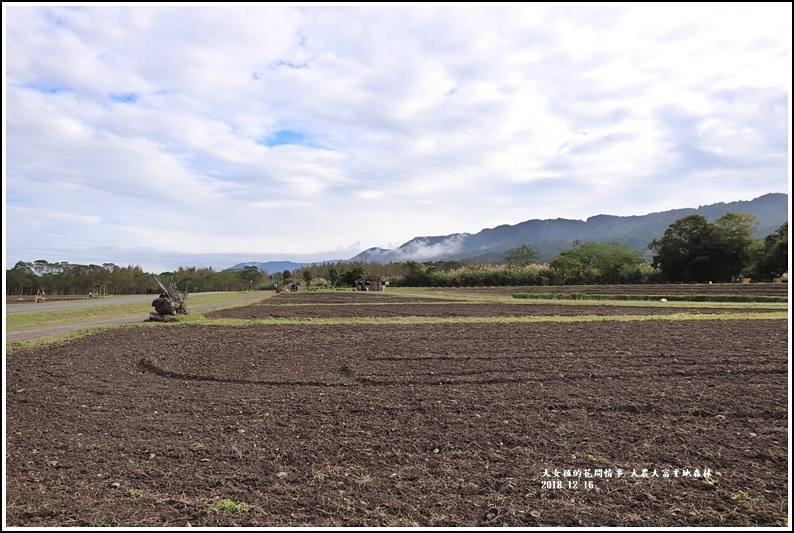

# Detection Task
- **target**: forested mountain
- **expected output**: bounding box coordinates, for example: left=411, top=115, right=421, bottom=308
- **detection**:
left=350, top=193, right=788, bottom=264
left=229, top=261, right=319, bottom=274
left=8, top=193, right=786, bottom=294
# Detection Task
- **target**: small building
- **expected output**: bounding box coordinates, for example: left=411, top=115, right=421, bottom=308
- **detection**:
left=355, top=275, right=387, bottom=291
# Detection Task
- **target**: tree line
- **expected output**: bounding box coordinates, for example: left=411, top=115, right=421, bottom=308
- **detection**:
left=5, top=215, right=788, bottom=295
left=291, top=216, right=787, bottom=287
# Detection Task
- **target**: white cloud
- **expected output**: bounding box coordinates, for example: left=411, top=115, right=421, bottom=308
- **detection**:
left=4, top=3, right=790, bottom=272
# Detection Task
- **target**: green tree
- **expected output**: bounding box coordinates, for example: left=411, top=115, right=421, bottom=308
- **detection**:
left=400, top=260, right=433, bottom=286
left=710, top=213, right=759, bottom=281
left=502, top=244, right=540, bottom=268
left=328, top=265, right=341, bottom=287
left=649, top=213, right=759, bottom=282
left=303, top=269, right=314, bottom=288
left=240, top=265, right=263, bottom=289
left=7, top=261, right=37, bottom=295
left=549, top=241, right=647, bottom=284
left=749, top=221, right=788, bottom=280
left=548, top=253, right=584, bottom=283
left=591, top=242, right=648, bottom=283
left=649, top=215, right=713, bottom=282
left=341, top=265, right=367, bottom=286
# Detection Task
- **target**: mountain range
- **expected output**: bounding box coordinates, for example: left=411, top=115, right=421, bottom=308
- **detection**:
left=231, top=193, right=788, bottom=271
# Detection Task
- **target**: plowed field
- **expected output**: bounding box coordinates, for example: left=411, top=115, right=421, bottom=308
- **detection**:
left=5, top=291, right=789, bottom=527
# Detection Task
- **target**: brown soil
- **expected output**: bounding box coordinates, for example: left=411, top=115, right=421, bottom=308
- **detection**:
left=429, top=282, right=790, bottom=297
left=5, top=294, right=789, bottom=527
left=207, top=293, right=775, bottom=320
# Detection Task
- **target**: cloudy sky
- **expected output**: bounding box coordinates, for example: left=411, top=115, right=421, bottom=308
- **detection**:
left=3, top=3, right=791, bottom=273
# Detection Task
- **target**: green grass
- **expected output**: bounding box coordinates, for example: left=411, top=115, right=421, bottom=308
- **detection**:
left=512, top=292, right=788, bottom=303
left=7, top=302, right=162, bottom=331
left=6, top=289, right=787, bottom=353
left=388, top=287, right=787, bottom=308
left=6, top=292, right=271, bottom=332
left=191, top=311, right=788, bottom=327
left=5, top=324, right=152, bottom=352
left=210, top=498, right=251, bottom=515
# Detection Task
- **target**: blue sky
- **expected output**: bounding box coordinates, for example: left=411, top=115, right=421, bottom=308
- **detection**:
left=3, top=3, right=791, bottom=273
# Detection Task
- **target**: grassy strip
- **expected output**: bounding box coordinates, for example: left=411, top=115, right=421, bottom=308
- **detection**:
left=512, top=292, right=788, bottom=303
left=182, top=310, right=789, bottom=327
left=5, top=323, right=157, bottom=352
left=6, top=303, right=154, bottom=331
left=250, top=299, right=787, bottom=311
left=5, top=292, right=270, bottom=332
left=389, top=288, right=788, bottom=307
left=6, top=310, right=787, bottom=353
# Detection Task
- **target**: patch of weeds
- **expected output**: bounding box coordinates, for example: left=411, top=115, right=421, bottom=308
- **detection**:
left=311, top=471, right=326, bottom=484
left=340, top=495, right=354, bottom=511
left=357, top=473, right=373, bottom=486
left=128, top=488, right=142, bottom=499
left=210, top=498, right=251, bottom=515
left=90, top=516, right=112, bottom=527
left=702, top=475, right=718, bottom=489
left=625, top=513, right=642, bottom=524
left=389, top=470, right=405, bottom=480
left=383, top=510, right=416, bottom=527
left=586, top=453, right=609, bottom=466
left=427, top=507, right=447, bottom=524
left=731, top=489, right=762, bottom=501
left=230, top=445, right=242, bottom=459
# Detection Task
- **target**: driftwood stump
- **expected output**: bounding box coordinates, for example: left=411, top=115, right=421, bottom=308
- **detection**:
left=147, top=294, right=188, bottom=322
left=152, top=296, right=179, bottom=315
left=147, top=312, right=180, bottom=322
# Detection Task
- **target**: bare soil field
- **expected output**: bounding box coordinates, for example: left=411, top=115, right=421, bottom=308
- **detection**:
left=207, top=294, right=777, bottom=320
left=427, top=282, right=789, bottom=297
left=5, top=291, right=789, bottom=527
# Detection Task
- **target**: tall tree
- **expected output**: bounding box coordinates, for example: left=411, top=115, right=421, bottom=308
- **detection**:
left=8, top=261, right=36, bottom=295
left=710, top=213, right=759, bottom=281
left=240, top=265, right=263, bottom=289
left=328, top=265, right=341, bottom=287
left=302, top=269, right=315, bottom=288
left=749, top=221, right=788, bottom=280
left=649, top=213, right=759, bottom=282
left=649, top=215, right=715, bottom=282
left=502, top=244, right=540, bottom=268
left=550, top=241, right=647, bottom=283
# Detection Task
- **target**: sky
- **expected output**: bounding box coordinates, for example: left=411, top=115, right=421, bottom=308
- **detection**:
left=3, top=3, right=791, bottom=274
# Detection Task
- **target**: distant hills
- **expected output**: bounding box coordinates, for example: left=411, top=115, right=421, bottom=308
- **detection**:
left=348, top=193, right=789, bottom=264
left=230, top=193, right=788, bottom=270
left=228, top=260, right=338, bottom=274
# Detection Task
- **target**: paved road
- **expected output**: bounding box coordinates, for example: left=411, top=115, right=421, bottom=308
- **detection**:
left=5, top=291, right=271, bottom=343
left=6, top=294, right=166, bottom=314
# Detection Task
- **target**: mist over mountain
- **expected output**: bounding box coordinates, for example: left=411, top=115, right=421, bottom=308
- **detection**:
left=230, top=193, right=787, bottom=271
left=349, top=193, right=789, bottom=264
